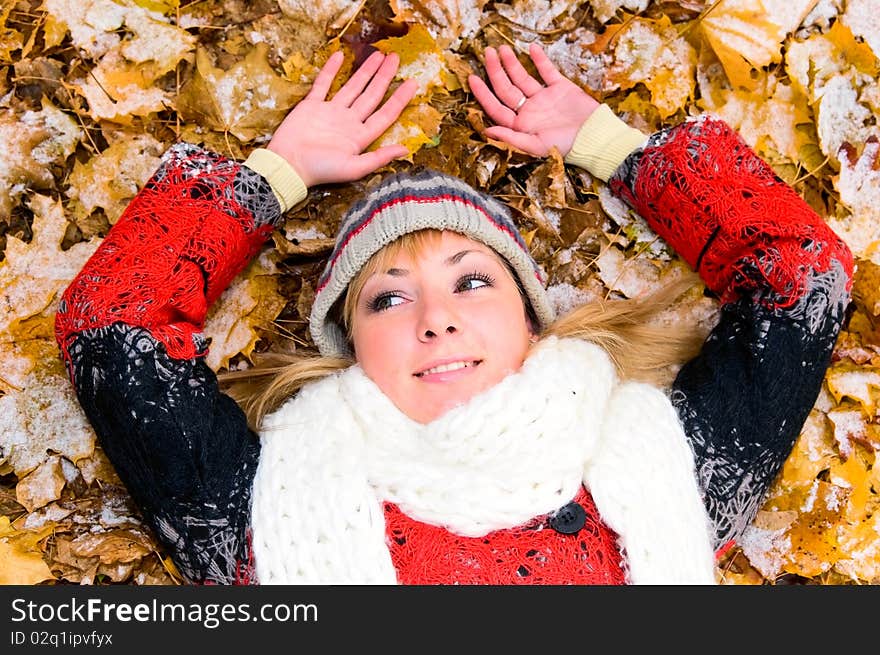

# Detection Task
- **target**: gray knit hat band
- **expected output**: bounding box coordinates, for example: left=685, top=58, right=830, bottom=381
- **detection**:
left=309, top=169, right=556, bottom=357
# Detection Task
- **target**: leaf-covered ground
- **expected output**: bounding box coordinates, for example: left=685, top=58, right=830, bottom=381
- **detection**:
left=1, top=0, right=878, bottom=585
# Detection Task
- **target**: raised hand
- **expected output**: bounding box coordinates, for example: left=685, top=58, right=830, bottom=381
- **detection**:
left=267, top=50, right=419, bottom=187
left=469, top=43, right=599, bottom=158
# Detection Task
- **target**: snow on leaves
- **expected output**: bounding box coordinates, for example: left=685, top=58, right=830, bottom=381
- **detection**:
left=1, top=0, right=879, bottom=585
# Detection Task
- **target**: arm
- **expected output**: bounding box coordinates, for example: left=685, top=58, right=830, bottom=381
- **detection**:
left=55, top=51, right=417, bottom=584
left=470, top=44, right=854, bottom=552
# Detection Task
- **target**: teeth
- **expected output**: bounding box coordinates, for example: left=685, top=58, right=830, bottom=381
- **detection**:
left=418, top=361, right=473, bottom=376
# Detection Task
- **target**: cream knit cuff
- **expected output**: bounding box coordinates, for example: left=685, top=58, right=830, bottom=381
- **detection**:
left=243, top=148, right=308, bottom=213
left=563, top=104, right=648, bottom=182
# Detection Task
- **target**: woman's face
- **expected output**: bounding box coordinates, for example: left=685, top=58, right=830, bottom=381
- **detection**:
left=351, top=231, right=534, bottom=424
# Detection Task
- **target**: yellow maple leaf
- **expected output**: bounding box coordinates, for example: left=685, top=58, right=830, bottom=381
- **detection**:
left=203, top=254, right=287, bottom=372
left=774, top=481, right=846, bottom=577
left=0, top=0, right=23, bottom=65
left=825, top=363, right=880, bottom=415
left=0, top=516, right=56, bottom=585
left=826, top=16, right=880, bottom=79
left=779, top=409, right=836, bottom=483
left=374, top=23, right=449, bottom=98
left=371, top=102, right=442, bottom=160
left=130, top=0, right=179, bottom=15
left=177, top=43, right=302, bottom=142
left=601, top=16, right=696, bottom=119
left=73, top=51, right=171, bottom=123
left=66, top=133, right=165, bottom=225
left=698, top=0, right=817, bottom=90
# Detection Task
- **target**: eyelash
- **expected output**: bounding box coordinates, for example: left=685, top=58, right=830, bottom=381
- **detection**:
left=366, top=272, right=496, bottom=313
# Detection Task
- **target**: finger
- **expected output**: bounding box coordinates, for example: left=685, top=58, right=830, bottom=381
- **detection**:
left=362, top=78, right=419, bottom=140
left=498, top=45, right=543, bottom=97
left=350, top=52, right=402, bottom=119
left=468, top=74, right=516, bottom=127
left=484, top=126, right=548, bottom=156
left=305, top=50, right=345, bottom=101
left=347, top=145, right=410, bottom=180
left=333, top=50, right=386, bottom=107
left=483, top=46, right=526, bottom=109
left=529, top=42, right=565, bottom=86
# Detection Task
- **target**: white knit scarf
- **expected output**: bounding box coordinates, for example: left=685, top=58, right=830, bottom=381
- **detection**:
left=251, top=336, right=717, bottom=585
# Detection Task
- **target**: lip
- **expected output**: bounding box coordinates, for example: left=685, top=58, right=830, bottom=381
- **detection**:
left=413, top=356, right=482, bottom=382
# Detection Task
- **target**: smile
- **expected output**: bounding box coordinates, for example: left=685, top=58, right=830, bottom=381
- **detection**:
left=414, top=360, right=481, bottom=377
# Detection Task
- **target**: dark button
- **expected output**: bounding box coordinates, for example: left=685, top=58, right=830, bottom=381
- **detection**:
left=549, top=501, right=586, bottom=534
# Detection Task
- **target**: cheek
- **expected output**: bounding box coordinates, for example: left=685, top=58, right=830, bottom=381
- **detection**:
left=474, top=299, right=532, bottom=365
left=352, top=320, right=409, bottom=387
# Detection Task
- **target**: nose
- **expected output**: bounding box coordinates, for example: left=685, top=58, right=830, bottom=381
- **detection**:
left=417, top=291, right=459, bottom=342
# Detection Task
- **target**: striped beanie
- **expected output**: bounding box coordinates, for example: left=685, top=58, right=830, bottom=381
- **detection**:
left=309, top=168, right=556, bottom=357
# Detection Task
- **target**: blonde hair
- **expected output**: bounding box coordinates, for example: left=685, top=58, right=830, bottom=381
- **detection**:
left=221, top=230, right=705, bottom=431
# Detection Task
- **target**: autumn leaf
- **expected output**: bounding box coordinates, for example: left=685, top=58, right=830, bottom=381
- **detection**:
left=0, top=516, right=56, bottom=585
left=600, top=16, right=697, bottom=119
left=389, top=0, right=488, bottom=50
left=374, top=23, right=450, bottom=97
left=0, top=0, right=23, bottom=64
left=203, top=254, right=288, bottom=372
left=0, top=99, right=80, bottom=221
left=66, top=133, right=165, bottom=227
left=698, top=0, right=817, bottom=91
left=177, top=43, right=302, bottom=142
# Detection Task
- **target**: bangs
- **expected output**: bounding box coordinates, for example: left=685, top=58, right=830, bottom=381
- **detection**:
left=341, top=229, right=446, bottom=334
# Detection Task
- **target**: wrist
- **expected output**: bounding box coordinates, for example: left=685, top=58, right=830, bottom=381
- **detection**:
left=244, top=148, right=309, bottom=212
left=563, top=104, right=648, bottom=182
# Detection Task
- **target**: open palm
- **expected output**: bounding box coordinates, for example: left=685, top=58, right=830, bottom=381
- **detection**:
left=267, top=50, right=418, bottom=188
left=469, top=43, right=599, bottom=158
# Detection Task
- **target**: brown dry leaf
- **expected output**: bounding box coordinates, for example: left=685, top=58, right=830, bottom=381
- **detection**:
left=852, top=258, right=880, bottom=317
left=66, top=133, right=165, bottom=226
left=389, top=0, right=488, bottom=50
left=0, top=339, right=97, bottom=479
left=177, top=43, right=302, bottom=142
left=0, top=515, right=56, bottom=584
left=203, top=254, right=288, bottom=372
left=826, top=408, right=866, bottom=460
left=0, top=98, right=81, bottom=221
left=826, top=16, right=880, bottom=80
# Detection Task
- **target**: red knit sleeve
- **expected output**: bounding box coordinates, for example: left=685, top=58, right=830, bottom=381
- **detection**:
left=606, top=116, right=855, bottom=553
left=55, top=143, right=282, bottom=364
left=608, top=116, right=853, bottom=308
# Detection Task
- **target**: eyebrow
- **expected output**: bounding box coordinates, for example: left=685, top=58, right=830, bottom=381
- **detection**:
left=382, top=250, right=480, bottom=277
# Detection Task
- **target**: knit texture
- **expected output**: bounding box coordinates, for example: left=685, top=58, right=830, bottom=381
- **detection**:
left=564, top=104, right=648, bottom=181
left=251, top=336, right=716, bottom=584
left=308, top=168, right=556, bottom=357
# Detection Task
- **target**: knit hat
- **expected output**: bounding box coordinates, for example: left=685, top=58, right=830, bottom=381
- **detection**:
left=308, top=168, right=556, bottom=357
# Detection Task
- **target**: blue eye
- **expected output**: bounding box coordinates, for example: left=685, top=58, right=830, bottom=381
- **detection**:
left=456, top=272, right=494, bottom=292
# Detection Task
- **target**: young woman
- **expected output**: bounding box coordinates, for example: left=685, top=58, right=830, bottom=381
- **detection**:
left=54, top=43, right=853, bottom=585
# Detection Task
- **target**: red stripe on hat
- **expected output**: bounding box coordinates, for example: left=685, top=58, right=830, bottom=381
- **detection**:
left=316, top=193, right=540, bottom=294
